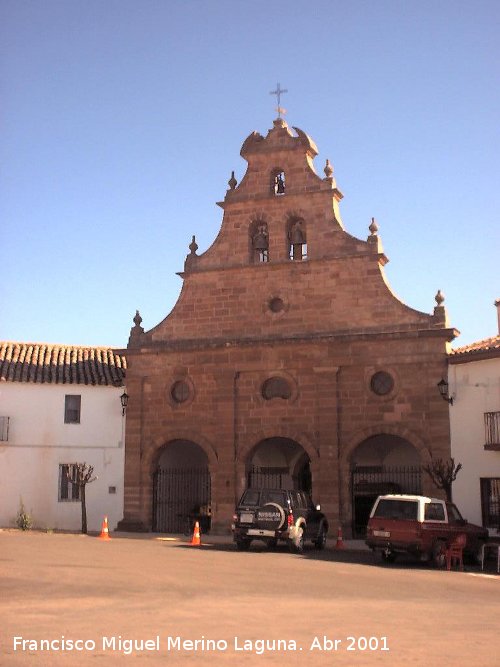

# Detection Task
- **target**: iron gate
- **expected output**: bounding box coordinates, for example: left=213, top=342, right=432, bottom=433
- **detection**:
left=351, top=465, right=422, bottom=538
left=152, top=467, right=211, bottom=533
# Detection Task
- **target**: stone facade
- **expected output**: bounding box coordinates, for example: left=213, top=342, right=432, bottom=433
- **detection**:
left=119, top=117, right=457, bottom=536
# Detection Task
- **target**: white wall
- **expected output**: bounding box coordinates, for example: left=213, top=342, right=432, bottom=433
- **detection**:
left=0, top=382, right=125, bottom=532
left=450, top=357, right=500, bottom=534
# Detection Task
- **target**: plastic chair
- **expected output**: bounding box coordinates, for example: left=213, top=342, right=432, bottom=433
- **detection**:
left=446, top=533, right=467, bottom=571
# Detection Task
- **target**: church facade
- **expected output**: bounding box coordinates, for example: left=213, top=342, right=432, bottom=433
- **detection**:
left=119, top=116, right=456, bottom=536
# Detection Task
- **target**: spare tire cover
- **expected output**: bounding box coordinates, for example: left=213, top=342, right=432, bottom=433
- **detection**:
left=256, top=502, right=286, bottom=530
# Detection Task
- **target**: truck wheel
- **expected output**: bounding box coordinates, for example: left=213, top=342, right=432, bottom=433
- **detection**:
left=432, top=541, right=447, bottom=568
left=381, top=549, right=397, bottom=564
left=289, top=527, right=304, bottom=554
left=236, top=538, right=251, bottom=551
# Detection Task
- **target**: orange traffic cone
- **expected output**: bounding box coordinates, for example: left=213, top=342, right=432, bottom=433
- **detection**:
left=190, top=521, right=201, bottom=547
left=98, top=515, right=111, bottom=541
left=335, top=526, right=345, bottom=550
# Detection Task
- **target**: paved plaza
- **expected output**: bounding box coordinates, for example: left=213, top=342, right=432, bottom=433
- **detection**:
left=1, top=530, right=499, bottom=666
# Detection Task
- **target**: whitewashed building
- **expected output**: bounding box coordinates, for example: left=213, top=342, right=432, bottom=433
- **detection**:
left=449, top=301, right=500, bottom=535
left=0, top=342, right=127, bottom=532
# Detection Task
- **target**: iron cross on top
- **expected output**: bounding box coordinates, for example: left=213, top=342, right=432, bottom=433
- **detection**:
left=270, top=82, right=288, bottom=118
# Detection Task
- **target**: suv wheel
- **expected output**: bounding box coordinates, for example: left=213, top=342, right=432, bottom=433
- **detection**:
left=289, top=527, right=304, bottom=554
left=235, top=538, right=251, bottom=552
left=314, top=526, right=327, bottom=550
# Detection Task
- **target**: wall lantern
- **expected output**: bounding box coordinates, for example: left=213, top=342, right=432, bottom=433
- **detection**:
left=437, top=379, right=453, bottom=405
left=120, top=391, right=129, bottom=416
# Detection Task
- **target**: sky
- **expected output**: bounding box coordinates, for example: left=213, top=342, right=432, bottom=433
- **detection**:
left=1, top=0, right=499, bottom=350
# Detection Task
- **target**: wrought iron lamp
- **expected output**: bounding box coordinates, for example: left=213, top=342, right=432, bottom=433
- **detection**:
left=437, top=379, right=453, bottom=405
left=120, top=391, right=129, bottom=416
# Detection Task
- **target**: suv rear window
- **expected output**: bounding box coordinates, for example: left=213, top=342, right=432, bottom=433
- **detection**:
left=373, top=499, right=418, bottom=520
left=239, top=490, right=287, bottom=506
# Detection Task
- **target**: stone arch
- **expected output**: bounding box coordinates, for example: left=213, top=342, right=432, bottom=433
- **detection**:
left=344, top=426, right=426, bottom=538
left=342, top=423, right=429, bottom=469
left=237, top=427, right=319, bottom=465
left=145, top=429, right=218, bottom=474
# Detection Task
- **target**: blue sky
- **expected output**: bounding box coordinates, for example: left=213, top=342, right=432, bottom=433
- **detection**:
left=1, top=0, right=499, bottom=348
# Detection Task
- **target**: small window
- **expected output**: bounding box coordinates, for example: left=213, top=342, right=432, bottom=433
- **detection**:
left=262, top=376, right=292, bottom=400
left=64, top=395, right=81, bottom=424
left=58, top=464, right=81, bottom=502
left=424, top=502, right=445, bottom=521
left=171, top=381, right=190, bottom=404
left=484, top=412, right=500, bottom=447
left=272, top=170, right=285, bottom=195
left=370, top=371, right=394, bottom=396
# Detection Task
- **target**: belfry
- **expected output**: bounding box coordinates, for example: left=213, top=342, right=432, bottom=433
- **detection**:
left=119, top=111, right=456, bottom=536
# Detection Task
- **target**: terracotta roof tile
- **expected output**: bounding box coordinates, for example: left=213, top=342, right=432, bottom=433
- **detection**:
left=451, top=335, right=500, bottom=357
left=0, top=342, right=127, bottom=386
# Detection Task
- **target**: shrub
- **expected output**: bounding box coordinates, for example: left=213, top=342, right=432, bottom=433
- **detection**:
left=16, top=501, right=33, bottom=531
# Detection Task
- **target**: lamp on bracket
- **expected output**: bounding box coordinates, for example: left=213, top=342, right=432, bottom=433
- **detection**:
left=120, top=391, right=129, bottom=416
left=437, top=379, right=453, bottom=405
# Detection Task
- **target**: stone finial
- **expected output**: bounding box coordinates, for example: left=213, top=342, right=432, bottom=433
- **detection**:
left=324, top=159, right=333, bottom=179
left=433, top=290, right=448, bottom=327
left=435, top=289, right=445, bottom=306
left=133, top=310, right=143, bottom=328
left=369, top=217, right=379, bottom=236
left=189, top=235, right=198, bottom=255
left=129, top=310, right=144, bottom=341
left=228, top=171, right=237, bottom=190
left=184, top=235, right=199, bottom=271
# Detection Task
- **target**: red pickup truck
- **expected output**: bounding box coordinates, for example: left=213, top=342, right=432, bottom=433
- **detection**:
left=365, top=494, right=489, bottom=566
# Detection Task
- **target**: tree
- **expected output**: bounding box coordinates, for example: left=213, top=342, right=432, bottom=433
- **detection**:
left=66, top=463, right=98, bottom=534
left=423, top=454, right=462, bottom=502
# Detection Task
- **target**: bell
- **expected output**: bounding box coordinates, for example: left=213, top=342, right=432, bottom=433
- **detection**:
left=275, top=174, right=285, bottom=194
left=291, top=225, right=304, bottom=245
left=253, top=231, right=268, bottom=251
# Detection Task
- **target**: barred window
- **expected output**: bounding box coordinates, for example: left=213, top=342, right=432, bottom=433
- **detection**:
left=0, top=416, right=9, bottom=441
left=58, top=464, right=80, bottom=502
left=480, top=478, right=500, bottom=529
left=484, top=412, right=500, bottom=447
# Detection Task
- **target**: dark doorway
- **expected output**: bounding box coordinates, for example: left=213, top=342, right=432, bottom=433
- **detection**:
left=152, top=440, right=211, bottom=533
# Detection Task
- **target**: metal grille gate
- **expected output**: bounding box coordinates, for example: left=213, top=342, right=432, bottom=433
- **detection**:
left=152, top=467, right=211, bottom=533
left=351, top=465, right=422, bottom=538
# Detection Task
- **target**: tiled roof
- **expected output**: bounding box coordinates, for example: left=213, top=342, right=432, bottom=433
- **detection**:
left=451, top=335, right=500, bottom=359
left=0, top=342, right=126, bottom=386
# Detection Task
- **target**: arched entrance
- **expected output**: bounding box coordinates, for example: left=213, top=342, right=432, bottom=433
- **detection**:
left=152, top=439, right=211, bottom=533
left=351, top=434, right=422, bottom=537
left=247, top=437, right=311, bottom=493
